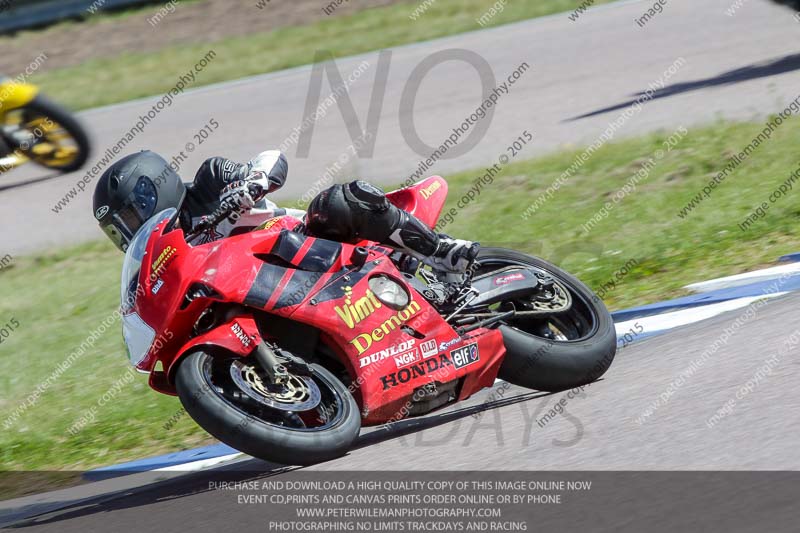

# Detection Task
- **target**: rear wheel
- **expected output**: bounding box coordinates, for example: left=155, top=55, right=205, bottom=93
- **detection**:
left=474, top=248, right=616, bottom=392
left=1, top=95, right=90, bottom=172
left=175, top=351, right=360, bottom=465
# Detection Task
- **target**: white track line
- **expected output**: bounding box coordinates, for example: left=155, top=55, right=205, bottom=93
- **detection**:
left=685, top=263, right=800, bottom=293
left=615, top=293, right=789, bottom=337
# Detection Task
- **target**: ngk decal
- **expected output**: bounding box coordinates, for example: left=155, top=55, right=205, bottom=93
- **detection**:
left=358, top=340, right=415, bottom=368
left=420, top=339, right=437, bottom=359
left=394, top=349, right=421, bottom=368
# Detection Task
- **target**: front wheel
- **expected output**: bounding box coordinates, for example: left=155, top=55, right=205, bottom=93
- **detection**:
left=474, top=248, right=617, bottom=392
left=175, top=351, right=361, bottom=465
left=1, top=95, right=90, bottom=172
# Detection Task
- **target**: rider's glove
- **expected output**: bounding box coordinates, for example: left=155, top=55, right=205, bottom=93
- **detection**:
left=236, top=150, right=288, bottom=194
left=220, top=180, right=258, bottom=211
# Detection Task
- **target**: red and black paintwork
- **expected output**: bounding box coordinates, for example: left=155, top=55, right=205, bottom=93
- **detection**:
left=131, top=176, right=506, bottom=425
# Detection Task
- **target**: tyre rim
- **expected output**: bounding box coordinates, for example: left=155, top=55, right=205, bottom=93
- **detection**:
left=229, top=360, right=321, bottom=411
left=473, top=258, right=599, bottom=343
left=2, top=110, right=80, bottom=167
left=202, top=356, right=347, bottom=432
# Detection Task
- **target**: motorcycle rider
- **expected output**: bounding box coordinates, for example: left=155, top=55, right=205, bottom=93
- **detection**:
left=93, top=150, right=479, bottom=275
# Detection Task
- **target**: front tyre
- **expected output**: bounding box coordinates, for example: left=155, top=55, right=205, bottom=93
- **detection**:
left=175, top=351, right=361, bottom=465
left=476, top=248, right=617, bottom=392
left=3, top=95, right=90, bottom=172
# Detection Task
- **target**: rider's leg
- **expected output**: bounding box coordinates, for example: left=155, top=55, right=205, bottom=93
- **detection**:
left=306, top=181, right=478, bottom=272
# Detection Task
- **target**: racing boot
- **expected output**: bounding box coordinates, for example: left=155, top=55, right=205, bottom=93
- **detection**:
left=385, top=210, right=480, bottom=274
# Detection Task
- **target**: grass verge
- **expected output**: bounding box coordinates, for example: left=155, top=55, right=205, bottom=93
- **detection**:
left=31, top=0, right=615, bottom=111
left=2, top=116, right=798, bottom=478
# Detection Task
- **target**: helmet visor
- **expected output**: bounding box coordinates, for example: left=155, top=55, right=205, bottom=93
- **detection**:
left=103, top=176, right=159, bottom=251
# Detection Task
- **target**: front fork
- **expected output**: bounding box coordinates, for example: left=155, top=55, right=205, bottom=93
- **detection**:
left=254, top=341, right=313, bottom=384
left=254, top=342, right=289, bottom=384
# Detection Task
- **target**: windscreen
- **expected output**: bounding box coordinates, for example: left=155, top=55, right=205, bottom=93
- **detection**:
left=119, top=208, right=177, bottom=312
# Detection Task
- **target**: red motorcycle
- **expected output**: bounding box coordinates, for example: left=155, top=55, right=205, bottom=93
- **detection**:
left=121, top=176, right=616, bottom=465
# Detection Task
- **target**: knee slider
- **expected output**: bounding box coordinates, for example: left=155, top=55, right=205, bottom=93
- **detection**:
left=345, top=180, right=390, bottom=212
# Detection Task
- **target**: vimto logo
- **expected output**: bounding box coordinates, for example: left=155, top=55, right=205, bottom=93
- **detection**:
left=335, top=286, right=383, bottom=329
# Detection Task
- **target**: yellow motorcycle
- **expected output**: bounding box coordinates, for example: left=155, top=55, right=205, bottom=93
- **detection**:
left=0, top=79, right=90, bottom=173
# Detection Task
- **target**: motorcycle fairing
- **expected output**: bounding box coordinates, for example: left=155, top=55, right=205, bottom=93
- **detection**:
left=0, top=82, right=39, bottom=111
left=149, top=315, right=261, bottom=395
left=386, top=176, right=447, bottom=229
left=282, top=264, right=506, bottom=424
left=133, top=215, right=298, bottom=372
left=265, top=228, right=343, bottom=272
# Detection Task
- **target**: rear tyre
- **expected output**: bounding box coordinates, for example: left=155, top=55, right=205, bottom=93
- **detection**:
left=175, top=351, right=361, bottom=465
left=476, top=248, right=617, bottom=392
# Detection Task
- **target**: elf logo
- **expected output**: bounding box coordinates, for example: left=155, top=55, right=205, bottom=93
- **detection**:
left=451, top=343, right=479, bottom=369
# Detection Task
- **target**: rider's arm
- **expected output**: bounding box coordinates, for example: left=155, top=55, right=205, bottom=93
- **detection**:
left=192, top=150, right=288, bottom=201
left=191, top=156, right=245, bottom=204
left=188, top=150, right=294, bottom=242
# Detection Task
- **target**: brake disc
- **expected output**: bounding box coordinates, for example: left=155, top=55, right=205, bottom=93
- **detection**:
left=230, top=360, right=321, bottom=411
left=527, top=275, right=572, bottom=313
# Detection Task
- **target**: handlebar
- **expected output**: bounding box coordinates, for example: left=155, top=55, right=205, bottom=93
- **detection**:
left=186, top=182, right=265, bottom=240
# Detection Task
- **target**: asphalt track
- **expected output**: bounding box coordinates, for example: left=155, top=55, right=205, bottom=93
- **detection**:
left=2, top=0, right=800, bottom=254
left=9, top=292, right=800, bottom=530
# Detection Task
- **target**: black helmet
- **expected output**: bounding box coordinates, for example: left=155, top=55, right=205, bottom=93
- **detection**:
left=93, top=150, right=186, bottom=251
